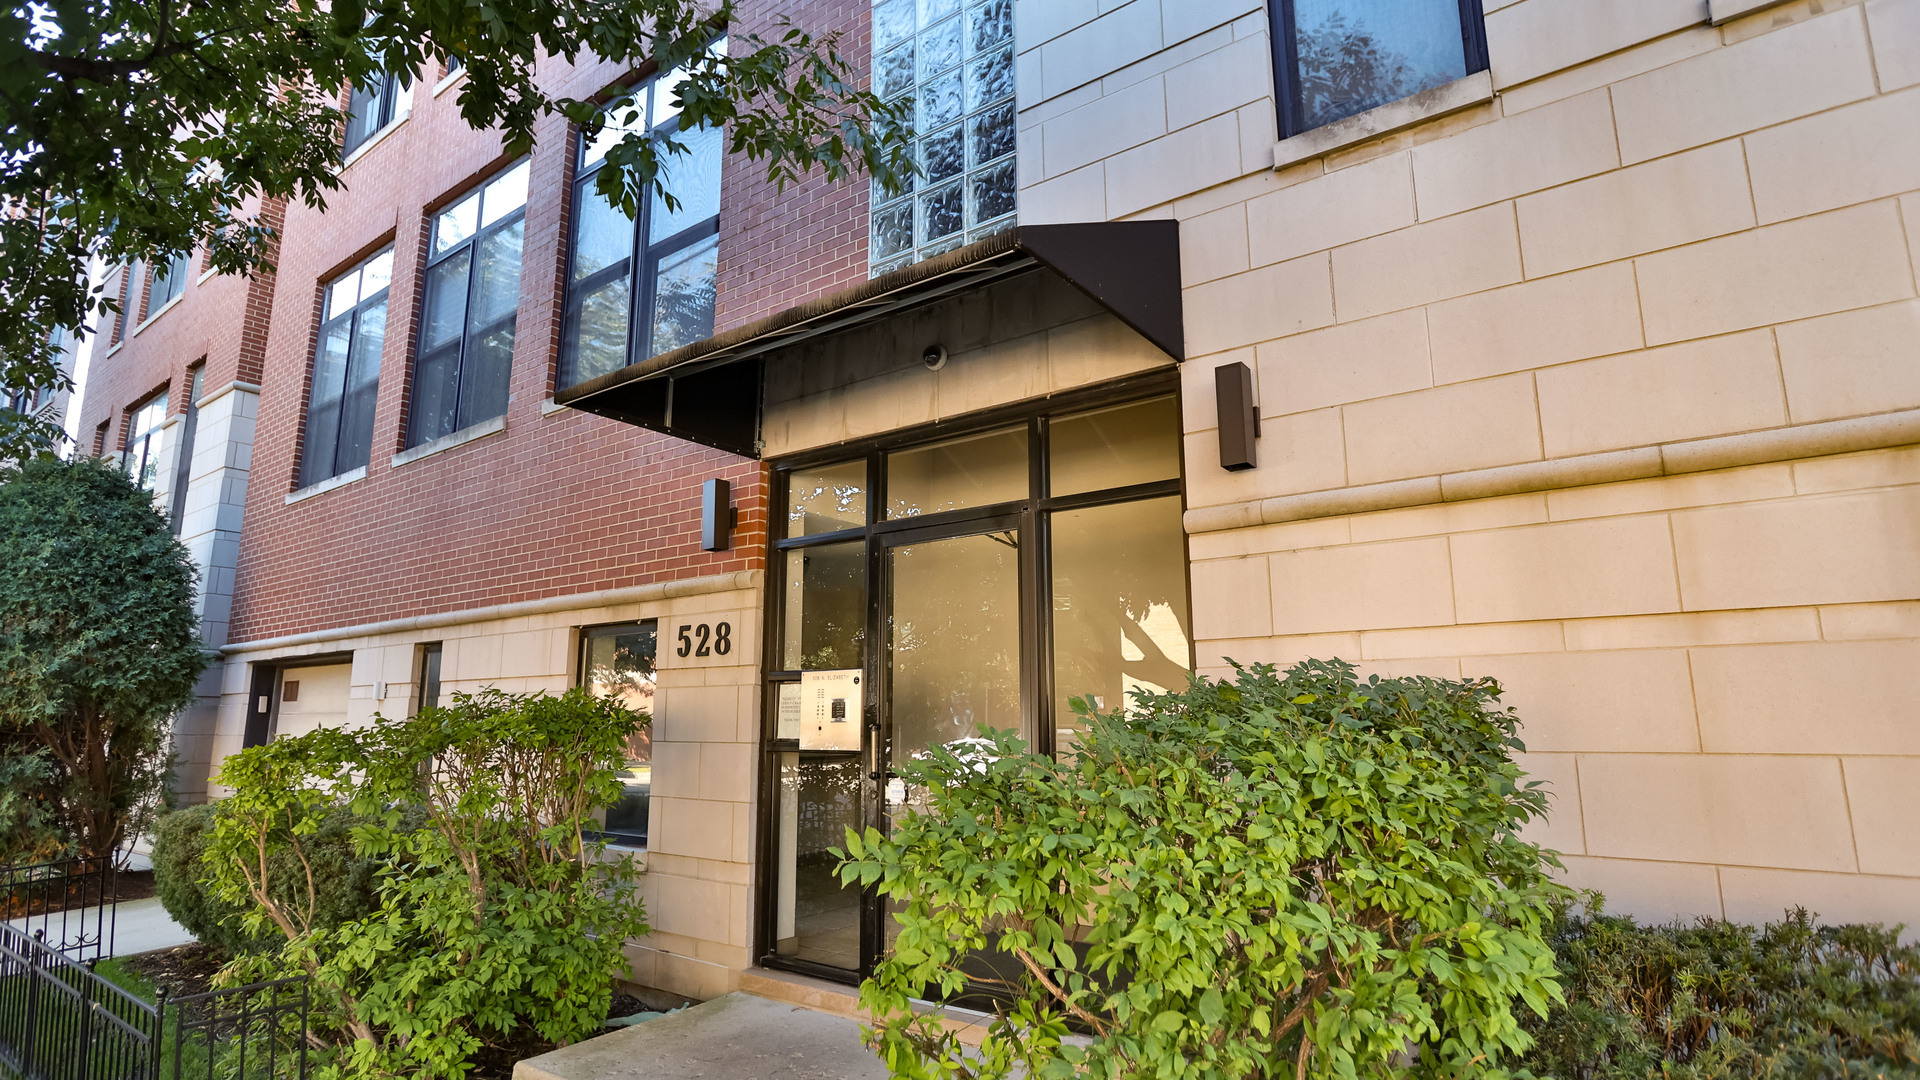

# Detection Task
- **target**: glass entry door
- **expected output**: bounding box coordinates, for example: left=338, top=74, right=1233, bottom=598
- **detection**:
left=762, top=382, right=1192, bottom=982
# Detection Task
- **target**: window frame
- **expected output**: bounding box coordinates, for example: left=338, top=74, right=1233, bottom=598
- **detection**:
left=301, top=247, right=394, bottom=486
left=577, top=620, right=659, bottom=847
left=1269, top=0, right=1491, bottom=140
left=558, top=63, right=724, bottom=390
left=755, top=369, right=1192, bottom=981
left=113, top=259, right=142, bottom=341
left=343, top=70, right=408, bottom=156
left=145, top=251, right=193, bottom=316
left=124, top=391, right=169, bottom=491
left=405, top=160, right=530, bottom=447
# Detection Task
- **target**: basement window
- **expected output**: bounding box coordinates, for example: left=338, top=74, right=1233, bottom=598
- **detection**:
left=1270, top=0, right=1490, bottom=138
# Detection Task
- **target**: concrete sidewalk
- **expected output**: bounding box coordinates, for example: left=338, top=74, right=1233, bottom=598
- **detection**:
left=515, top=993, right=891, bottom=1080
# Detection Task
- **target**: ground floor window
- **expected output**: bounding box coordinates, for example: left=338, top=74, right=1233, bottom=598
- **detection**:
left=581, top=621, right=657, bottom=846
left=760, top=376, right=1191, bottom=978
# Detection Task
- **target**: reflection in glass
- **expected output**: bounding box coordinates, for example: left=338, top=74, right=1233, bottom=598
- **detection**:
left=482, top=159, right=531, bottom=224
left=572, top=187, right=635, bottom=281
left=787, top=460, right=868, bottom=536
left=584, top=623, right=656, bottom=845
left=435, top=193, right=479, bottom=254
left=887, top=426, right=1027, bottom=519
left=782, top=542, right=866, bottom=669
left=1289, top=0, right=1470, bottom=130
left=888, top=529, right=1023, bottom=771
left=649, top=234, right=718, bottom=356
left=1050, top=497, right=1190, bottom=745
left=568, top=277, right=632, bottom=383
left=649, top=124, right=724, bottom=244
left=774, top=754, right=864, bottom=969
left=1049, top=395, right=1180, bottom=496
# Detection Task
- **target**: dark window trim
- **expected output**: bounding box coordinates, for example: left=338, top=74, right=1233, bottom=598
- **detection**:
left=406, top=161, right=528, bottom=447
left=753, top=369, right=1192, bottom=982
left=169, top=365, right=204, bottom=533
left=559, top=67, right=723, bottom=390
left=146, top=251, right=192, bottom=314
left=303, top=248, right=394, bottom=484
left=1268, top=0, right=1491, bottom=140
left=577, top=619, right=658, bottom=847
left=415, top=641, right=443, bottom=714
left=343, top=71, right=404, bottom=155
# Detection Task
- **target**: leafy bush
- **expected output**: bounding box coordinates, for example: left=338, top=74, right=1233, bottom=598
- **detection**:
left=206, top=687, right=651, bottom=1080
left=1517, top=900, right=1920, bottom=1078
left=0, top=456, right=206, bottom=859
left=152, top=802, right=398, bottom=955
left=839, top=659, right=1567, bottom=1080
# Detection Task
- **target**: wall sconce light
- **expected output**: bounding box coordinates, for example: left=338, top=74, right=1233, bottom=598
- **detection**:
left=1215, top=361, right=1261, bottom=471
left=701, top=478, right=737, bottom=552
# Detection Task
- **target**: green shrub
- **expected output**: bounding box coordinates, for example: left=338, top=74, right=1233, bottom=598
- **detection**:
left=152, top=802, right=398, bottom=955
left=1517, top=899, right=1920, bottom=1078
left=838, top=659, right=1568, bottom=1080
left=0, top=751, right=65, bottom=864
left=0, top=456, right=207, bottom=860
left=207, top=687, right=651, bottom=1080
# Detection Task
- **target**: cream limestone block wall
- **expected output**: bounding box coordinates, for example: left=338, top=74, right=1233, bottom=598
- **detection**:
left=169, top=383, right=258, bottom=802
left=211, top=572, right=764, bottom=1001
left=1016, top=0, right=1920, bottom=928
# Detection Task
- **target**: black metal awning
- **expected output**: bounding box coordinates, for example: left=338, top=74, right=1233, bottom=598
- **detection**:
left=553, top=220, right=1184, bottom=457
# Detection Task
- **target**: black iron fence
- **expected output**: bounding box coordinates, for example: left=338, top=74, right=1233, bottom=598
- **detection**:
left=0, top=855, right=117, bottom=962
left=163, top=977, right=310, bottom=1080
left=0, top=875, right=311, bottom=1080
left=0, top=921, right=159, bottom=1080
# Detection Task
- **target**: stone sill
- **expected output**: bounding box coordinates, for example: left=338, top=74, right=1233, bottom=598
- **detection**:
left=285, top=465, right=367, bottom=505
left=1186, top=407, right=1920, bottom=534
left=389, top=413, right=505, bottom=468
left=1709, top=0, right=1794, bottom=23
left=1272, top=70, right=1495, bottom=170
left=541, top=396, right=570, bottom=416
left=340, top=110, right=410, bottom=171
left=131, top=292, right=186, bottom=337
left=432, top=66, right=466, bottom=98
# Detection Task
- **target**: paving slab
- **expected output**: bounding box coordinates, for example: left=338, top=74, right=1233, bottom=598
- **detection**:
left=515, top=992, right=890, bottom=1080
left=107, top=896, right=196, bottom=957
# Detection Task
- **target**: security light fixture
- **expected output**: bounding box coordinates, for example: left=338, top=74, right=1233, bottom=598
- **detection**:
left=922, top=344, right=948, bottom=371
left=700, top=477, right=737, bottom=551
left=1215, top=361, right=1261, bottom=471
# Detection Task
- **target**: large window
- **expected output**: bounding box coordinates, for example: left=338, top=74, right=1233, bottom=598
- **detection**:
left=302, top=248, right=393, bottom=486
left=113, top=259, right=142, bottom=342
left=124, top=392, right=167, bottom=491
left=560, top=63, right=722, bottom=388
left=145, top=251, right=192, bottom=315
left=581, top=621, right=657, bottom=846
left=343, top=71, right=412, bottom=155
left=408, top=161, right=528, bottom=446
left=868, top=0, right=1015, bottom=275
left=1270, top=0, right=1488, bottom=137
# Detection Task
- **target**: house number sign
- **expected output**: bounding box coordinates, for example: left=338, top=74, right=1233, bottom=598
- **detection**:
left=673, top=621, right=734, bottom=658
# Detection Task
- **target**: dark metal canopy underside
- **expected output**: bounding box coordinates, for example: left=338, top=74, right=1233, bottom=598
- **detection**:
left=554, top=220, right=1184, bottom=458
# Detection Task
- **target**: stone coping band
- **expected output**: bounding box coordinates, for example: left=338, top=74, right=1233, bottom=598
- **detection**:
left=1184, top=408, right=1920, bottom=535
left=221, top=569, right=764, bottom=656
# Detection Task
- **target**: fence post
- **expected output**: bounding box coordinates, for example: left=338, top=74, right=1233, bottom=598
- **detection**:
left=22, top=930, right=46, bottom=1080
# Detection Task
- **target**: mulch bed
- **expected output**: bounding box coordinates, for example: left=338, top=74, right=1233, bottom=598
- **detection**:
left=116, top=941, right=226, bottom=999
left=464, top=993, right=659, bottom=1080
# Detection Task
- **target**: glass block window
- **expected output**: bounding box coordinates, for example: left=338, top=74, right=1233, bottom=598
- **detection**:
left=869, top=0, right=1014, bottom=276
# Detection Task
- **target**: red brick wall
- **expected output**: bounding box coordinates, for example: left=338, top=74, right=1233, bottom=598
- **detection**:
left=75, top=199, right=282, bottom=452
left=226, top=4, right=871, bottom=643
left=714, top=0, right=873, bottom=328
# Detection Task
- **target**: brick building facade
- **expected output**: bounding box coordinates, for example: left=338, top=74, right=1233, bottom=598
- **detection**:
left=75, top=0, right=1920, bottom=1004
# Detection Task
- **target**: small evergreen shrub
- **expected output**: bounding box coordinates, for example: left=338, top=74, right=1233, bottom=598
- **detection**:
left=839, top=659, right=1568, bottom=1080
left=1517, top=900, right=1920, bottom=1078
left=152, top=802, right=398, bottom=955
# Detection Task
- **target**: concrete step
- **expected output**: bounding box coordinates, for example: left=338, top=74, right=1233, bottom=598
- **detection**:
left=515, top=991, right=890, bottom=1080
